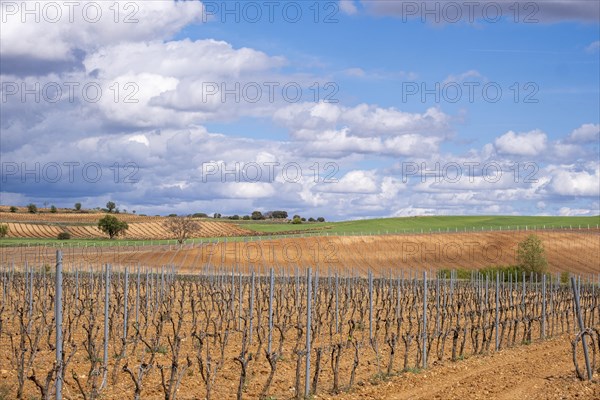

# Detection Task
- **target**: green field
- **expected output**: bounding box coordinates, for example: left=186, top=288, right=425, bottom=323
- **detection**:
left=245, top=215, right=600, bottom=235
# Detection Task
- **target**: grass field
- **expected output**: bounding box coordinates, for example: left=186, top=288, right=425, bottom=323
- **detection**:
left=246, top=215, right=600, bottom=234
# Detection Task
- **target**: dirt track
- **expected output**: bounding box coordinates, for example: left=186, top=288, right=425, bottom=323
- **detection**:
left=323, top=335, right=599, bottom=400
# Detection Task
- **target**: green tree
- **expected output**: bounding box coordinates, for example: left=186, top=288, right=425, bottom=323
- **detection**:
left=517, top=234, right=547, bottom=275
left=292, top=216, right=302, bottom=224
left=74, top=202, right=82, bottom=211
left=317, top=217, right=325, bottom=222
left=50, top=205, right=57, bottom=213
left=106, top=201, right=116, bottom=213
left=9, top=206, right=17, bottom=213
left=251, top=211, right=264, bottom=220
left=98, top=215, right=129, bottom=239
left=27, top=203, right=37, bottom=213
left=0, top=224, right=9, bottom=238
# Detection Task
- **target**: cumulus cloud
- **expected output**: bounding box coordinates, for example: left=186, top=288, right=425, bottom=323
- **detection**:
left=1, top=1, right=205, bottom=69
left=567, top=123, right=600, bottom=143
left=494, top=130, right=547, bottom=156
left=546, top=164, right=600, bottom=197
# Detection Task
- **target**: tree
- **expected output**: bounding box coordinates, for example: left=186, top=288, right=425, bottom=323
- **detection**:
left=163, top=216, right=201, bottom=244
left=308, top=217, right=316, bottom=222
left=229, top=215, right=240, bottom=220
left=517, top=234, right=547, bottom=275
left=292, top=216, right=302, bottom=224
left=193, top=213, right=208, bottom=218
left=292, top=214, right=300, bottom=220
left=317, top=217, right=325, bottom=222
left=271, top=210, right=288, bottom=219
left=251, top=211, right=264, bottom=220
left=27, top=203, right=37, bottom=213
left=0, top=224, right=8, bottom=238
left=9, top=206, right=17, bottom=213
left=97, top=215, right=129, bottom=239
left=242, top=215, right=250, bottom=220
left=213, top=213, right=222, bottom=219
left=74, top=202, right=82, bottom=211
left=50, top=205, right=57, bottom=213
left=106, top=201, right=116, bottom=213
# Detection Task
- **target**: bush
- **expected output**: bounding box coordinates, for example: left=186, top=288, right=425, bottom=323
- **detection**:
left=27, top=203, right=37, bottom=213
left=517, top=234, right=547, bottom=275
left=50, top=205, right=57, bottom=213
left=192, top=213, right=208, bottom=218
left=168, top=213, right=178, bottom=217
left=0, top=224, right=9, bottom=238
left=9, top=206, right=17, bottom=213
left=57, top=232, right=71, bottom=240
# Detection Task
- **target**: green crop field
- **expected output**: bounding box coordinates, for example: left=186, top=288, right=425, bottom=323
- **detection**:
left=244, top=215, right=600, bottom=235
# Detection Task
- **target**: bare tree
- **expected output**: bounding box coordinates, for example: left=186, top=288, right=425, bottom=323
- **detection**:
left=163, top=216, right=201, bottom=244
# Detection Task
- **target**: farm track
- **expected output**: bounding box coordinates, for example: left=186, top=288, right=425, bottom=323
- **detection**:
left=330, top=334, right=600, bottom=400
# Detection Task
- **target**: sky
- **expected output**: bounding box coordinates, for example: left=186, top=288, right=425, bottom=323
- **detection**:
left=1, top=0, right=599, bottom=220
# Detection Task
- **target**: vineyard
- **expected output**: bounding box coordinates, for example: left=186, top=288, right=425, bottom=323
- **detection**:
left=0, top=253, right=598, bottom=400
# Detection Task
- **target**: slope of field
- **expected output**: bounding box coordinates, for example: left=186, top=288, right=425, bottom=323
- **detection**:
left=0, top=211, right=162, bottom=223
left=3, top=220, right=254, bottom=240
left=8, top=230, right=597, bottom=275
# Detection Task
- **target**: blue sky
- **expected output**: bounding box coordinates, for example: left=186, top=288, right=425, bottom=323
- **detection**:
left=1, top=1, right=599, bottom=219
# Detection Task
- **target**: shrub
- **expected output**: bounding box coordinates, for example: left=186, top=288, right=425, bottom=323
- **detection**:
left=0, top=224, right=9, bottom=238
left=192, top=213, right=208, bottom=218
left=57, top=232, right=71, bottom=240
left=27, top=203, right=37, bottom=213
left=517, top=234, right=547, bottom=275
left=168, top=213, right=178, bottom=217
left=9, top=206, right=17, bottom=213
left=50, top=205, right=57, bottom=213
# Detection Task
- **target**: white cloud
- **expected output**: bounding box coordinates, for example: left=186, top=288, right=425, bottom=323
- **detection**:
left=494, top=130, right=547, bottom=156
left=567, top=123, right=600, bottom=143
left=558, top=207, right=593, bottom=216
left=546, top=166, right=600, bottom=197
left=1, top=1, right=205, bottom=63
